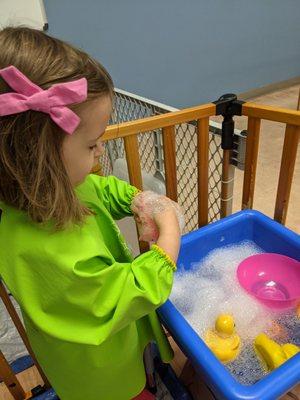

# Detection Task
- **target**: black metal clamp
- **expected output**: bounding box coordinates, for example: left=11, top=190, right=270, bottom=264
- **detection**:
left=213, top=94, right=245, bottom=150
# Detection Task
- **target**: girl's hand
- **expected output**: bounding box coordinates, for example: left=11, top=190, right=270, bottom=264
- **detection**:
left=154, top=208, right=181, bottom=264
left=153, top=208, right=180, bottom=235
left=131, top=191, right=183, bottom=260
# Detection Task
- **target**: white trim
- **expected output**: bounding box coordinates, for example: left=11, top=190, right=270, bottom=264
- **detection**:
left=0, top=0, right=47, bottom=31
left=39, top=0, right=48, bottom=26
left=115, top=88, right=178, bottom=112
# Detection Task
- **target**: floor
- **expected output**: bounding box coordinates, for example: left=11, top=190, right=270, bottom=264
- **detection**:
left=240, top=86, right=300, bottom=232
left=0, top=85, right=299, bottom=399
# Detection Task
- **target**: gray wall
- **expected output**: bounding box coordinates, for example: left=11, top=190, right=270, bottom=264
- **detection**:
left=44, top=0, right=300, bottom=108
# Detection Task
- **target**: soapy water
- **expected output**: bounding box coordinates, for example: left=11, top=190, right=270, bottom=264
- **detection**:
left=170, top=241, right=300, bottom=385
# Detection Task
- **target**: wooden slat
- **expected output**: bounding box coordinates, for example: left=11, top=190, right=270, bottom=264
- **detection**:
left=162, top=126, right=177, bottom=201
left=0, top=282, right=51, bottom=388
left=103, top=103, right=216, bottom=141
left=0, top=350, right=26, bottom=400
left=123, top=135, right=149, bottom=253
left=242, top=102, right=300, bottom=126
left=197, top=117, right=209, bottom=227
left=242, top=117, right=261, bottom=209
left=124, top=135, right=143, bottom=190
left=0, top=365, right=44, bottom=400
left=274, top=124, right=300, bottom=224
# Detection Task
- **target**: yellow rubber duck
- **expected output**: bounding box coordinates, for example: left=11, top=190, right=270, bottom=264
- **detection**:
left=254, top=333, right=300, bottom=371
left=205, top=314, right=241, bottom=363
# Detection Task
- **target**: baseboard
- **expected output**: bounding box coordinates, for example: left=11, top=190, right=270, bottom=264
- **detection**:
left=238, top=76, right=300, bottom=100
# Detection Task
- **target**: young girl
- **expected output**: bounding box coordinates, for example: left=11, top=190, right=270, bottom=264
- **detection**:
left=0, top=27, right=181, bottom=400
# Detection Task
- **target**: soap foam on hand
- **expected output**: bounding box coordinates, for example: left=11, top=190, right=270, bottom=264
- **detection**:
left=170, top=241, right=300, bottom=385
left=131, top=191, right=185, bottom=242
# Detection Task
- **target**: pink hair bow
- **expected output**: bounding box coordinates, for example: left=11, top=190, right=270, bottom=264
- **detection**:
left=0, top=65, right=87, bottom=134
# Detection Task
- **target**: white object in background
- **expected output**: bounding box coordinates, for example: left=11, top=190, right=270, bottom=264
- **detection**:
left=0, top=297, right=27, bottom=363
left=112, top=158, right=166, bottom=195
left=0, top=0, right=48, bottom=31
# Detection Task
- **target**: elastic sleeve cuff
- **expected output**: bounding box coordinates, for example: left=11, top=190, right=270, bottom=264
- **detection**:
left=151, top=244, right=177, bottom=271
left=130, top=188, right=141, bottom=202
left=123, top=187, right=141, bottom=214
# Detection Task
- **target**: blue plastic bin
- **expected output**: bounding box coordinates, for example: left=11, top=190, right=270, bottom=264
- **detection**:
left=158, top=210, right=300, bottom=400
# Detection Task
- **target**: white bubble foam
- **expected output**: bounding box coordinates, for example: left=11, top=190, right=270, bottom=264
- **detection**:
left=170, top=241, right=300, bottom=385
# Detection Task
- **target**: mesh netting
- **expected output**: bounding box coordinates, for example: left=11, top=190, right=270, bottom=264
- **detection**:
left=100, top=90, right=225, bottom=231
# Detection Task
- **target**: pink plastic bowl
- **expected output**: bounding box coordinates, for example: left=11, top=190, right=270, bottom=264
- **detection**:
left=237, top=253, right=300, bottom=310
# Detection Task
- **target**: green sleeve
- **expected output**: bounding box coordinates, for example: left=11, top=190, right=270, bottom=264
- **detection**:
left=88, top=174, right=139, bottom=219
left=21, top=246, right=175, bottom=346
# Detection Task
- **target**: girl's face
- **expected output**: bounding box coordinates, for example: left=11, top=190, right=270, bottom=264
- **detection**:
left=62, top=95, right=112, bottom=186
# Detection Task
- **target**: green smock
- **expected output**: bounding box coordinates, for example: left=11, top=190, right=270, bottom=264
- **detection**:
left=0, top=174, right=175, bottom=400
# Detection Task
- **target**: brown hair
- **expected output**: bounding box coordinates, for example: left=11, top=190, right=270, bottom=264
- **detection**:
left=0, top=26, right=113, bottom=229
